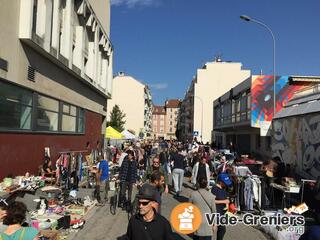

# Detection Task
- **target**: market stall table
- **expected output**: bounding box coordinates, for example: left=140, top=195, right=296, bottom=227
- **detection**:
left=270, top=183, right=300, bottom=208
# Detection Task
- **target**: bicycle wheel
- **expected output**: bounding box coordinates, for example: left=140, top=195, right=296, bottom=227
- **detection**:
left=110, top=195, right=117, bottom=215
left=126, top=201, right=132, bottom=221
left=127, top=198, right=138, bottom=221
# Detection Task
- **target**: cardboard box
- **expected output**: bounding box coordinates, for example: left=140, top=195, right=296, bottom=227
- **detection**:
left=40, top=230, right=59, bottom=240
left=65, top=205, right=87, bottom=215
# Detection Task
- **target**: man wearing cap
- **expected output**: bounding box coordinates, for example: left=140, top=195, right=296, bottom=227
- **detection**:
left=211, top=173, right=232, bottom=240
left=126, top=184, right=174, bottom=240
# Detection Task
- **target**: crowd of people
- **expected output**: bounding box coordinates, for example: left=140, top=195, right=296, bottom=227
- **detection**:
left=1, top=137, right=318, bottom=240
left=97, top=138, right=239, bottom=240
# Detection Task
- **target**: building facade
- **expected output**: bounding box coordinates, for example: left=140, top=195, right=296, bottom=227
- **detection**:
left=165, top=99, right=180, bottom=139
left=152, top=106, right=167, bottom=139
left=178, top=59, right=250, bottom=143
left=0, top=0, right=113, bottom=179
left=107, top=73, right=153, bottom=137
left=213, top=75, right=315, bottom=161
left=152, top=99, right=181, bottom=140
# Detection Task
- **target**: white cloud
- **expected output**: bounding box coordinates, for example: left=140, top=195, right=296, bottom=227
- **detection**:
left=149, top=83, right=168, bottom=90
left=111, top=0, right=159, bottom=8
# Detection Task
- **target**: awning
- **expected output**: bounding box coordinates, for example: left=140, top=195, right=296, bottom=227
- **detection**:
left=121, top=130, right=136, bottom=140
left=274, top=99, right=320, bottom=119
left=105, top=126, right=124, bottom=139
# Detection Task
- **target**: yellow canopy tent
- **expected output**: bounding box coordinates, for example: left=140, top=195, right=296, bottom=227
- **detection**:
left=105, top=126, right=124, bottom=139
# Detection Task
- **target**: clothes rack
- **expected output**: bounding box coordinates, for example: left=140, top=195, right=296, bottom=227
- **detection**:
left=58, top=150, right=88, bottom=154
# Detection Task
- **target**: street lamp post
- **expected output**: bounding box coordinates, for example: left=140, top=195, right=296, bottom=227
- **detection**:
left=194, top=96, right=203, bottom=142
left=240, top=15, right=276, bottom=116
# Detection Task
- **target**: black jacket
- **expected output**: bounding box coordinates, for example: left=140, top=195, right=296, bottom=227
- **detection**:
left=126, top=213, right=175, bottom=240
left=172, top=153, right=185, bottom=170
left=120, top=158, right=138, bottom=184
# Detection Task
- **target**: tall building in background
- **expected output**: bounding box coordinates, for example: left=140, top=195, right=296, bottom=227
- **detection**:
left=165, top=99, right=181, bottom=139
left=0, top=0, right=113, bottom=179
left=152, top=105, right=167, bottom=139
left=152, top=99, right=181, bottom=139
left=107, top=73, right=153, bottom=137
left=178, top=58, right=250, bottom=143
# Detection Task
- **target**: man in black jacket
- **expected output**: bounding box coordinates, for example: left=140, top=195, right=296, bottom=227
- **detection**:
left=119, top=150, right=138, bottom=208
left=126, top=184, right=174, bottom=240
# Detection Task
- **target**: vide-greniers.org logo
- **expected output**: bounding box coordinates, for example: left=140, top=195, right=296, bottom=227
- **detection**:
left=205, top=213, right=305, bottom=226
left=170, top=203, right=305, bottom=235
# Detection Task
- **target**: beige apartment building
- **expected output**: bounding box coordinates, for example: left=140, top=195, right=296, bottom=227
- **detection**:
left=165, top=99, right=180, bottom=139
left=107, top=73, right=153, bottom=137
left=152, top=105, right=167, bottom=139
left=152, top=99, right=180, bottom=139
left=0, top=0, right=113, bottom=179
left=178, top=58, right=250, bottom=143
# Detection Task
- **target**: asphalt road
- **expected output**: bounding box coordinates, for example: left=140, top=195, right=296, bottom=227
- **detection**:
left=69, top=180, right=272, bottom=240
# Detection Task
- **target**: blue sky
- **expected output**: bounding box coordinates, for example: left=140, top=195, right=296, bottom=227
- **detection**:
left=110, top=0, right=320, bottom=105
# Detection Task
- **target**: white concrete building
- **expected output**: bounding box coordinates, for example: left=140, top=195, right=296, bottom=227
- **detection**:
left=179, top=59, right=250, bottom=143
left=107, top=73, right=153, bottom=137
left=0, top=0, right=113, bottom=178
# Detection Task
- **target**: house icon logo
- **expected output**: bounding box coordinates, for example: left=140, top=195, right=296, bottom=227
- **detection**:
left=170, top=203, right=202, bottom=234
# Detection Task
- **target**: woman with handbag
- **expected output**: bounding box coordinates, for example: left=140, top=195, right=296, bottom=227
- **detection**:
left=189, top=178, right=217, bottom=240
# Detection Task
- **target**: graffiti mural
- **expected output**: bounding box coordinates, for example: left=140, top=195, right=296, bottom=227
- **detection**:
left=272, top=113, right=320, bottom=180
left=251, top=75, right=308, bottom=128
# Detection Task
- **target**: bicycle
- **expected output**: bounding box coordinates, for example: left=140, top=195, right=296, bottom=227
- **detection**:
left=125, top=184, right=141, bottom=221
left=125, top=197, right=139, bottom=221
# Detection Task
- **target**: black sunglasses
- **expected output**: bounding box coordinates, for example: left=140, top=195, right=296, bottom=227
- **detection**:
left=139, top=201, right=151, bottom=206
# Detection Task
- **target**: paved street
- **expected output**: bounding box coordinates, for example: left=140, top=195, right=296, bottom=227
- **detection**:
left=70, top=182, right=271, bottom=240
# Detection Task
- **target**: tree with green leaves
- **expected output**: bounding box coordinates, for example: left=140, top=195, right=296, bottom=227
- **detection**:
left=107, top=104, right=126, bottom=132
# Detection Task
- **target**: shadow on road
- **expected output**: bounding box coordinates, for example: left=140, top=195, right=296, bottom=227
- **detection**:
left=116, top=234, right=127, bottom=240
left=173, top=195, right=189, bottom=203
left=182, top=182, right=196, bottom=191
left=117, top=232, right=187, bottom=239
left=173, top=232, right=187, bottom=239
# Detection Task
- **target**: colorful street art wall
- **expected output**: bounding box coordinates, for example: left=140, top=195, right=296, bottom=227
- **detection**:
left=272, top=114, right=320, bottom=180
left=251, top=75, right=307, bottom=128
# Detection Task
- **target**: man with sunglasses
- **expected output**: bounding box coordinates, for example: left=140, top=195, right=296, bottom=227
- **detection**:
left=126, top=184, right=174, bottom=240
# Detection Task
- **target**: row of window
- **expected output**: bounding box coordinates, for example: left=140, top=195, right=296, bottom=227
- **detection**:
left=214, top=92, right=251, bottom=126
left=0, top=81, right=85, bottom=133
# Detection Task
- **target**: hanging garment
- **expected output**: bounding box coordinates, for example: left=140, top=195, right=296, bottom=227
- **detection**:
left=77, top=154, right=83, bottom=181
left=244, top=177, right=254, bottom=210
left=234, top=166, right=252, bottom=177
left=252, top=177, right=262, bottom=208
left=63, top=154, right=68, bottom=168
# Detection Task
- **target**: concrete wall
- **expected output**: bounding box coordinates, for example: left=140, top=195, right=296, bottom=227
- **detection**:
left=0, top=0, right=109, bottom=116
left=272, top=113, right=320, bottom=180
left=88, top=0, right=110, bottom=36
left=194, top=62, right=250, bottom=143
left=107, top=75, right=145, bottom=135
